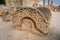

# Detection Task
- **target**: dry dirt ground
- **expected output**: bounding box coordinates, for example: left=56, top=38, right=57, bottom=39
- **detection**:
left=0, top=12, right=60, bottom=40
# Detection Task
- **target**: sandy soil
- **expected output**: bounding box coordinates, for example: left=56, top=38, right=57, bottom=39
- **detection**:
left=0, top=12, right=60, bottom=40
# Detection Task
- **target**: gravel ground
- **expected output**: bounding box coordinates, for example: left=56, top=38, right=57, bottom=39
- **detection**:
left=0, top=12, right=60, bottom=40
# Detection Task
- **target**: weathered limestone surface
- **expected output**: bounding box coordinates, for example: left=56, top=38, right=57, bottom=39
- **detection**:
left=12, top=7, right=51, bottom=36
left=0, top=0, right=52, bottom=40
left=1, top=8, right=14, bottom=21
left=0, top=12, right=60, bottom=40
left=0, top=5, right=6, bottom=16
left=5, top=0, right=39, bottom=7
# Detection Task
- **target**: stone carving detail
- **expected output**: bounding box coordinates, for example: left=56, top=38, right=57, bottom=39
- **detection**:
left=0, top=0, right=52, bottom=37
left=2, top=8, right=14, bottom=21
left=0, top=6, right=6, bottom=16
left=12, top=7, right=51, bottom=36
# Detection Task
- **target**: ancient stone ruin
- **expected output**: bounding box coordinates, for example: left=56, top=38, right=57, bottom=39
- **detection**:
left=0, top=0, right=52, bottom=40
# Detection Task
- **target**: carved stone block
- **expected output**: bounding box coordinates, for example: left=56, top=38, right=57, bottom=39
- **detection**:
left=12, top=7, right=51, bottom=36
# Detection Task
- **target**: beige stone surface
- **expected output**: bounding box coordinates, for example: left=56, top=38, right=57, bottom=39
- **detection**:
left=12, top=7, right=51, bottom=36
left=0, top=6, right=6, bottom=16
left=0, top=12, right=60, bottom=40
left=0, top=0, right=52, bottom=40
left=1, top=8, right=14, bottom=21
left=5, top=0, right=39, bottom=7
